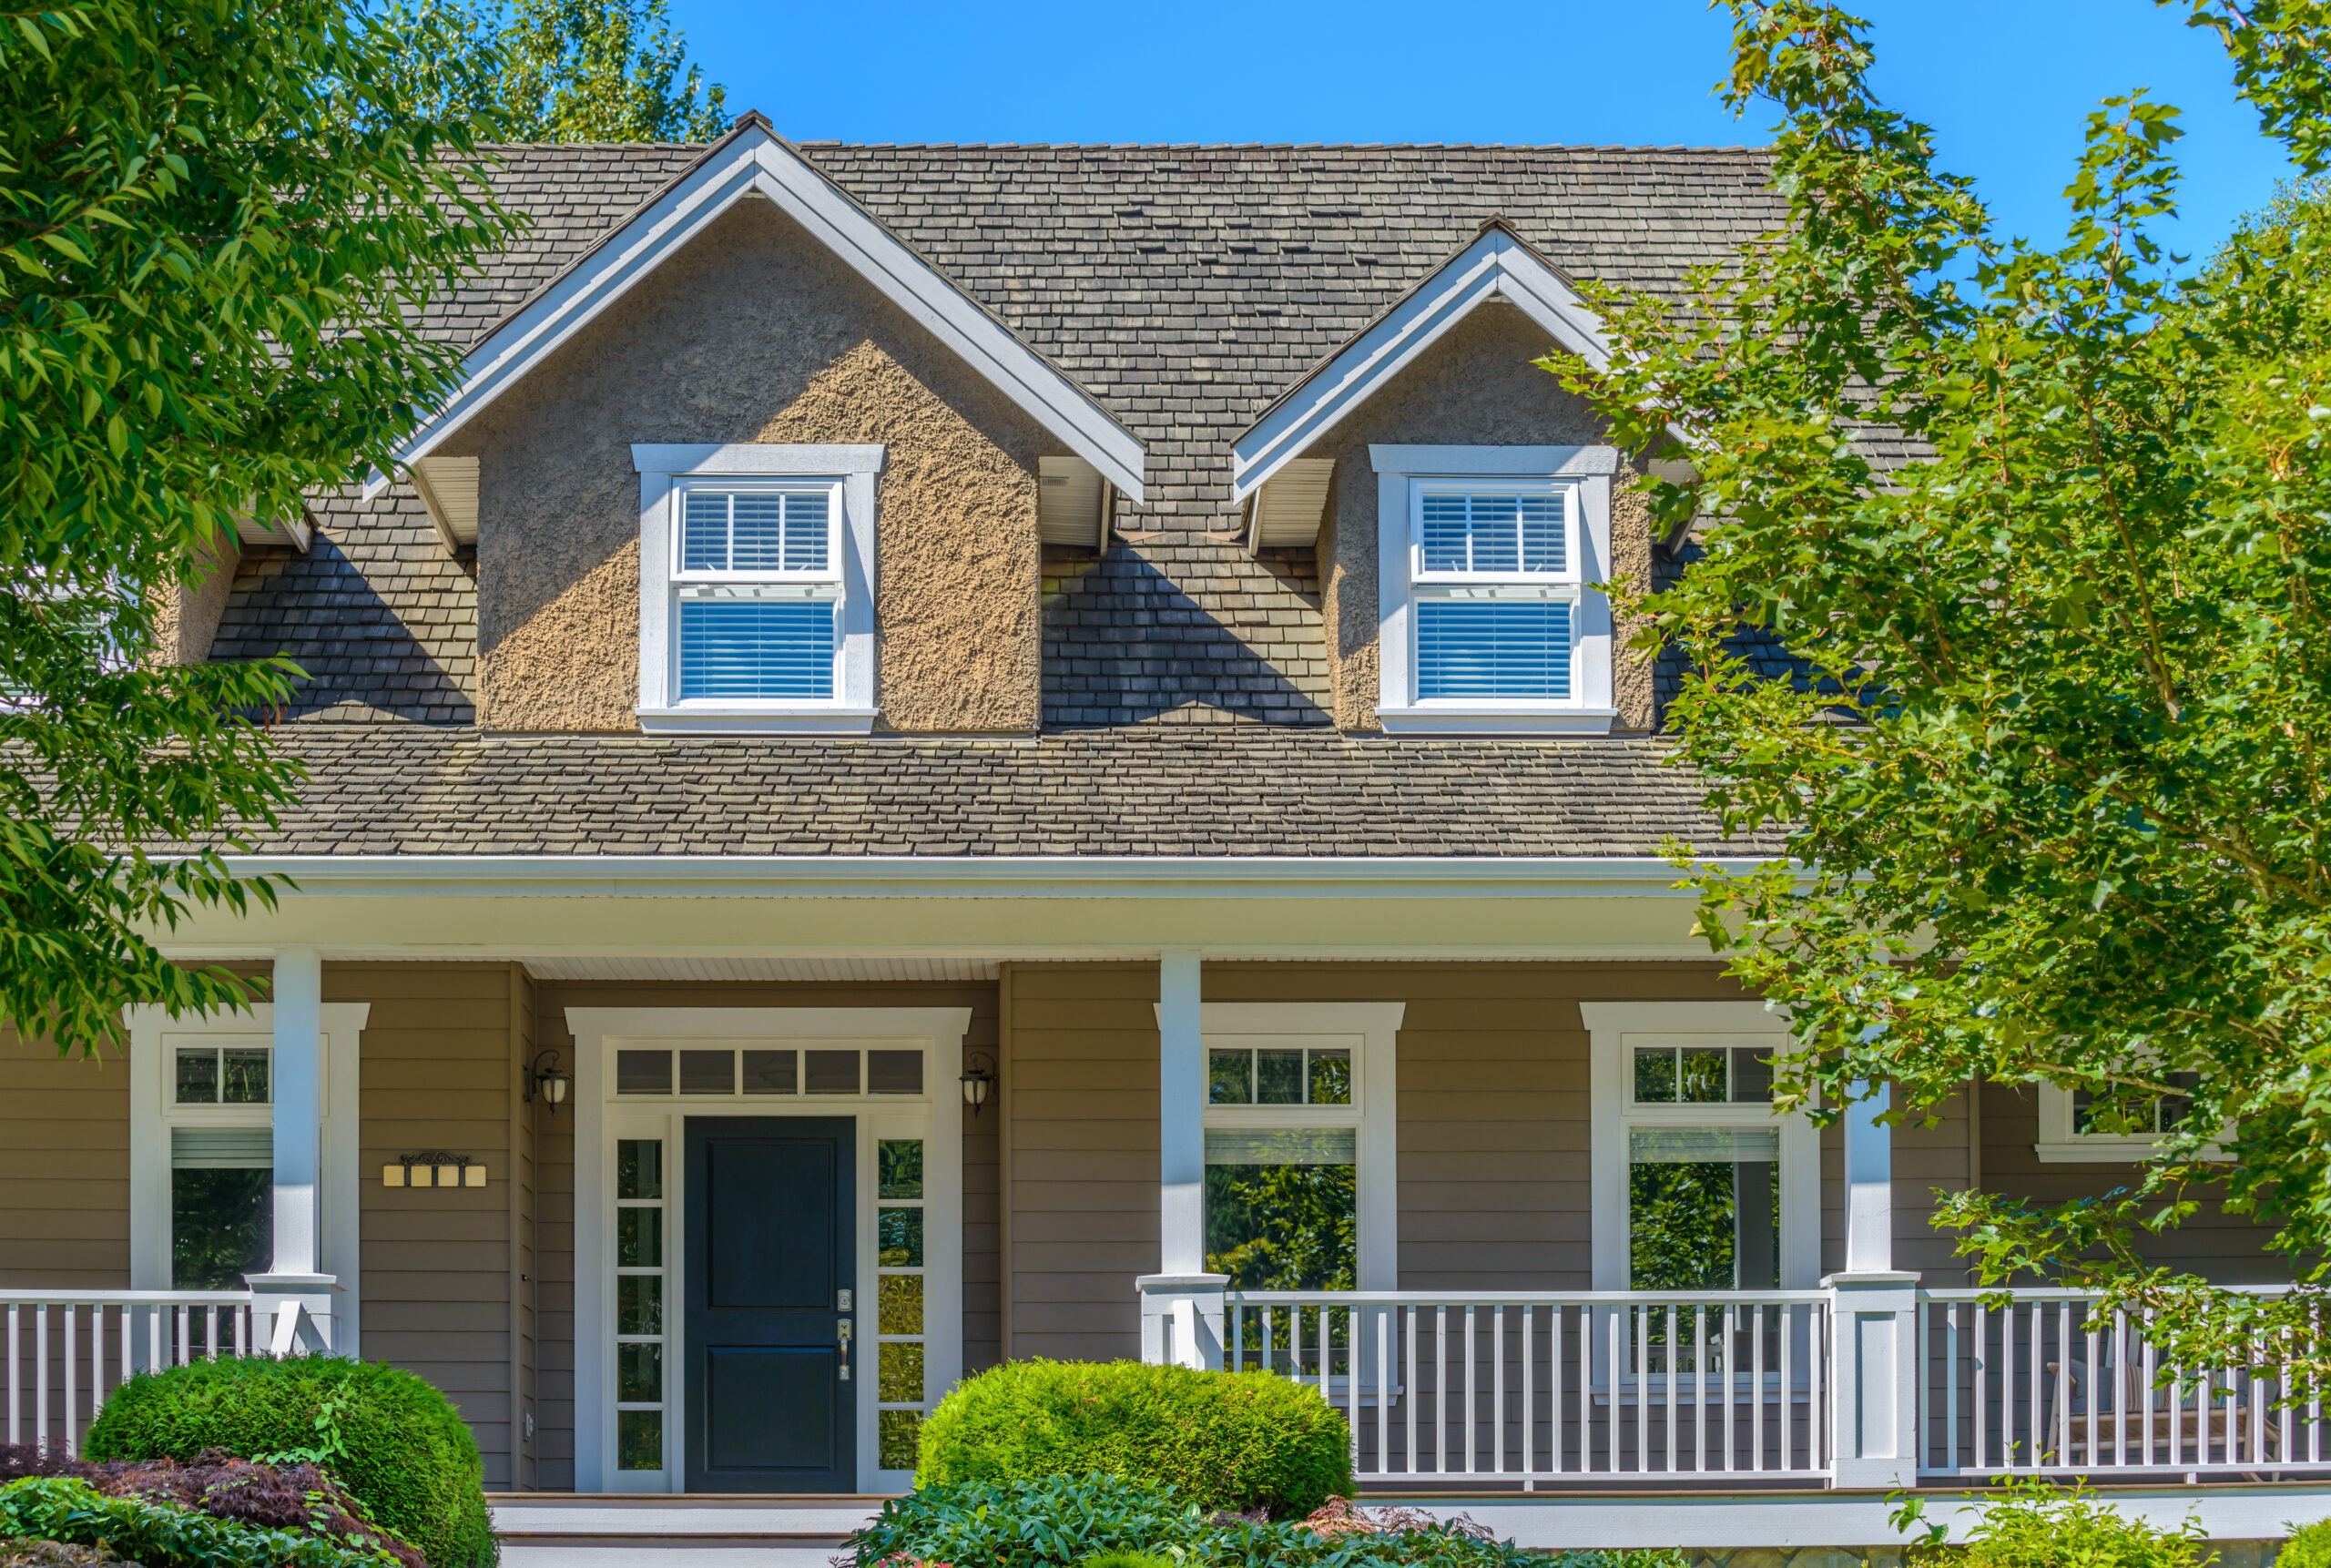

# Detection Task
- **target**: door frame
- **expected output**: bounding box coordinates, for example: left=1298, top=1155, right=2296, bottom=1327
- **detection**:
left=570, top=1007, right=969, bottom=1494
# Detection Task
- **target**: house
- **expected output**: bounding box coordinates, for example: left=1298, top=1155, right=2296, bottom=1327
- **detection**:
left=4, top=116, right=2324, bottom=1553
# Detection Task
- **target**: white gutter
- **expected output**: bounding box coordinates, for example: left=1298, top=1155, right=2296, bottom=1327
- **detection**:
left=221, top=853, right=1780, bottom=901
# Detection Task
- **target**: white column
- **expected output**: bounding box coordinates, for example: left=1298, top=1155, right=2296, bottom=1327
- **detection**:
left=1844, top=1079, right=1893, bottom=1273
left=270, top=947, right=324, bottom=1276
left=1157, top=948, right=1205, bottom=1276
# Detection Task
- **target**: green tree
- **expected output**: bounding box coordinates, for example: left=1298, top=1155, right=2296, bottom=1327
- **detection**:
left=382, top=0, right=728, bottom=143
left=1, top=0, right=515, bottom=1055
left=1546, top=0, right=2331, bottom=1382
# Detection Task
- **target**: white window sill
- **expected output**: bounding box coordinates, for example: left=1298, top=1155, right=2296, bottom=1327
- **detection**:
left=1375, top=705, right=1618, bottom=737
left=636, top=705, right=879, bottom=735
left=2033, top=1140, right=2226, bottom=1164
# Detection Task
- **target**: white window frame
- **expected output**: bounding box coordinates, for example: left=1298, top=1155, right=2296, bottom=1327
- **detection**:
left=2034, top=1080, right=2224, bottom=1164
left=1583, top=1002, right=1818, bottom=1291
left=1372, top=444, right=1618, bottom=735
left=126, top=1003, right=368, bottom=1351
left=633, top=443, right=882, bottom=733
left=567, top=1006, right=970, bottom=1495
left=1192, top=1002, right=1401, bottom=1290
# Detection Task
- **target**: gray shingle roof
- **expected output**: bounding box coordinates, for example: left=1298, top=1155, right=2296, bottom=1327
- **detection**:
left=221, top=725, right=1766, bottom=858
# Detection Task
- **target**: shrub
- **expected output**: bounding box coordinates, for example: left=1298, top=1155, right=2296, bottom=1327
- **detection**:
left=0, top=1476, right=397, bottom=1568
left=852, top=1475, right=1662, bottom=1568
left=2283, top=1520, right=2331, bottom=1568
left=1075, top=1554, right=1173, bottom=1568
left=917, top=1359, right=1352, bottom=1516
left=85, top=1356, right=493, bottom=1568
left=1957, top=1481, right=2211, bottom=1568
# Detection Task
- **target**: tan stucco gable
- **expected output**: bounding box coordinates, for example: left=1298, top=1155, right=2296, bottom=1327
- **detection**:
left=457, top=195, right=1047, bottom=734
left=1308, top=298, right=1655, bottom=733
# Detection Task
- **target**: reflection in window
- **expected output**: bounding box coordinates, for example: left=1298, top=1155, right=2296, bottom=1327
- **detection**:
left=614, top=1137, right=666, bottom=1471
left=874, top=1137, right=928, bottom=1471
left=1202, top=1127, right=1356, bottom=1290
left=2073, top=1072, right=2202, bottom=1136
left=1208, top=1047, right=1351, bottom=1106
left=1627, top=1126, right=1779, bottom=1290
left=170, top=1126, right=272, bottom=1290
left=1632, top=1046, right=1772, bottom=1105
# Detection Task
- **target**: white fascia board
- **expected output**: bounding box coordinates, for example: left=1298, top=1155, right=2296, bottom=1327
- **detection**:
left=1230, top=229, right=1614, bottom=503
left=210, top=853, right=1779, bottom=901
left=372, top=127, right=1145, bottom=504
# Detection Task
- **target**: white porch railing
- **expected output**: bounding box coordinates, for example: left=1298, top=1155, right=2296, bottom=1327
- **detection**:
left=1218, top=1289, right=1832, bottom=1483
left=3, top=1288, right=333, bottom=1457
left=1918, top=1287, right=2331, bottom=1479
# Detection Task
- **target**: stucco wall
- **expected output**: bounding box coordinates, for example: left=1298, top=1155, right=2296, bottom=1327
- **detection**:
left=463, top=195, right=1048, bottom=733
left=152, top=534, right=243, bottom=667
left=1311, top=299, right=1655, bottom=732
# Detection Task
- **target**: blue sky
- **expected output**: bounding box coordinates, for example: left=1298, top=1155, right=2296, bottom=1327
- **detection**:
left=675, top=0, right=2295, bottom=260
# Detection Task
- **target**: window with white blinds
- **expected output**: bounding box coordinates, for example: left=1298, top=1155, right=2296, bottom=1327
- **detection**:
left=1409, top=483, right=1579, bottom=702
left=669, top=483, right=841, bottom=703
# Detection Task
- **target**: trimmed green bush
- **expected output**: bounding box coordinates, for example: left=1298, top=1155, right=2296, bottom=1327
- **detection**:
left=0, top=1477, right=395, bottom=1568
left=2283, top=1521, right=2331, bottom=1568
left=85, top=1357, right=493, bottom=1568
left=917, top=1359, right=1352, bottom=1515
left=1955, top=1481, right=2209, bottom=1568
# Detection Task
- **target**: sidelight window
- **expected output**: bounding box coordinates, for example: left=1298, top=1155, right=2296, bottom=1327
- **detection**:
left=613, top=1138, right=667, bottom=1471
left=875, top=1137, right=927, bottom=1470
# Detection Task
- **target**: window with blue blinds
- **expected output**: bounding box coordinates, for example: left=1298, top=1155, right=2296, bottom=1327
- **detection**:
left=677, top=601, right=835, bottom=699
left=1415, top=599, right=1573, bottom=699
left=680, top=491, right=829, bottom=573
left=1420, top=491, right=1565, bottom=575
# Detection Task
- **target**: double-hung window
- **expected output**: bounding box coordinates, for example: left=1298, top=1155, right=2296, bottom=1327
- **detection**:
left=634, top=443, right=882, bottom=734
left=1372, top=445, right=1620, bottom=735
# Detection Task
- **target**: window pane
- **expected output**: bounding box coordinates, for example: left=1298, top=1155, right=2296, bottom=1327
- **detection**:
left=2074, top=1085, right=2159, bottom=1135
left=1307, top=1049, right=1351, bottom=1105
left=616, top=1410, right=663, bottom=1471
left=680, top=493, right=728, bottom=571
left=785, top=492, right=830, bottom=572
left=220, top=1048, right=270, bottom=1105
left=617, top=1342, right=662, bottom=1402
left=879, top=1207, right=923, bottom=1268
left=1420, top=494, right=1471, bottom=573
left=677, top=600, right=835, bottom=700
left=1465, top=495, right=1521, bottom=572
left=616, top=1139, right=662, bottom=1201
left=1634, top=1047, right=1676, bottom=1103
left=1415, top=599, right=1572, bottom=699
left=878, top=1410, right=922, bottom=1471
left=742, top=1049, right=797, bottom=1095
left=175, top=1048, right=219, bottom=1105
left=1730, top=1047, right=1774, bottom=1103
left=1257, top=1050, right=1304, bottom=1105
left=805, top=1049, right=860, bottom=1095
left=2161, top=1071, right=2203, bottom=1132
left=170, top=1166, right=271, bottom=1289
left=616, top=1050, right=672, bottom=1096
left=867, top=1050, right=923, bottom=1095
left=617, top=1274, right=662, bottom=1336
left=1208, top=1050, right=1251, bottom=1105
left=679, top=1049, right=734, bottom=1095
left=1205, top=1154, right=1355, bottom=1291
left=728, top=493, right=787, bottom=570
left=879, top=1340, right=924, bottom=1404
left=1629, top=1156, right=1779, bottom=1291
left=879, top=1140, right=923, bottom=1200
left=879, top=1274, right=924, bottom=1335
left=616, top=1207, right=662, bottom=1268
left=1519, top=494, right=1565, bottom=572
left=1678, top=1048, right=1728, bottom=1104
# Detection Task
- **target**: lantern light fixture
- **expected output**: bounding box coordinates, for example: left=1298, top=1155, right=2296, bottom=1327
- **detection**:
left=960, top=1051, right=997, bottom=1115
left=525, top=1049, right=573, bottom=1112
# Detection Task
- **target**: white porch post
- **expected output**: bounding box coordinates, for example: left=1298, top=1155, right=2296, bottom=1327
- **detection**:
left=1139, top=949, right=1225, bottom=1368
left=1825, top=1080, right=1919, bottom=1487
left=249, top=946, right=337, bottom=1353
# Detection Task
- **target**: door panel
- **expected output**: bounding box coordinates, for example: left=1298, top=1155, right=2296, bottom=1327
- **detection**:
left=685, top=1117, right=855, bottom=1492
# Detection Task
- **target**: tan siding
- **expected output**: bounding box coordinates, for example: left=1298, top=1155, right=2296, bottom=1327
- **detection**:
left=528, top=977, right=999, bottom=1492
left=333, top=962, right=523, bottom=1490
left=0, top=1026, right=129, bottom=1288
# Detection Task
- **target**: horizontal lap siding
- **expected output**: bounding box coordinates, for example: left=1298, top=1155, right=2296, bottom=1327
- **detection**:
left=1979, top=1081, right=2288, bottom=1284
left=331, top=963, right=523, bottom=1489
left=0, top=1027, right=129, bottom=1288
left=528, top=978, right=1000, bottom=1493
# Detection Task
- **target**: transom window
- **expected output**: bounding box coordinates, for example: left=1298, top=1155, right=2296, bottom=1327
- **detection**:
left=670, top=482, right=842, bottom=703
left=1408, top=482, right=1581, bottom=703
left=613, top=1045, right=925, bottom=1098
left=1208, top=1045, right=1350, bottom=1105
left=175, top=1044, right=270, bottom=1105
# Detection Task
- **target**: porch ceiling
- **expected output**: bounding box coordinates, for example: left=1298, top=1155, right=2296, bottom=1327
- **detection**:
left=520, top=954, right=1000, bottom=982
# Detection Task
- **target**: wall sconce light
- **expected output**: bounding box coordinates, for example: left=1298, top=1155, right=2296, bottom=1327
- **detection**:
left=525, top=1049, right=572, bottom=1112
left=960, top=1052, right=997, bottom=1115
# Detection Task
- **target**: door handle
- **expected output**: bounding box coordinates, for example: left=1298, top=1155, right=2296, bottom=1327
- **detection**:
left=838, top=1317, right=852, bottom=1381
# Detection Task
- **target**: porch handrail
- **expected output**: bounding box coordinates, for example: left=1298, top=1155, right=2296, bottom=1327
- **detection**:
left=1227, top=1288, right=1832, bottom=1305
left=2, top=1290, right=257, bottom=1305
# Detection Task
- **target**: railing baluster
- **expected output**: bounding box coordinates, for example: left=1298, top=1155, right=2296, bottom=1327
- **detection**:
left=6, top=1301, right=17, bottom=1447
left=1606, top=1305, right=1620, bottom=1474
left=1434, top=1303, right=1447, bottom=1475
left=1663, top=1302, right=1677, bottom=1474
left=1492, top=1305, right=1504, bottom=1478
left=1463, top=1304, right=1477, bottom=1477
left=1547, top=1305, right=1562, bottom=1478
left=1778, top=1300, right=1793, bottom=1476
left=1375, top=1305, right=1390, bottom=1478
left=1405, top=1305, right=1417, bottom=1477
left=36, top=1304, right=49, bottom=1455
left=1750, top=1303, right=1766, bottom=1473
left=1521, top=1304, right=1533, bottom=1483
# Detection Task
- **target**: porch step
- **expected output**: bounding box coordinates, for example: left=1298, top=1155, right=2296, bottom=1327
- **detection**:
left=490, top=1494, right=891, bottom=1567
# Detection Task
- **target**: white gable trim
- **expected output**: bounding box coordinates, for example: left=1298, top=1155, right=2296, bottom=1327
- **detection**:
left=1230, top=227, right=1613, bottom=504
left=372, top=125, right=1145, bottom=504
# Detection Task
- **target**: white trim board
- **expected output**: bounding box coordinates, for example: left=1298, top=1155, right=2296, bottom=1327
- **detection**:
left=127, top=1002, right=370, bottom=1352
left=374, top=121, right=1144, bottom=503
left=566, top=1006, right=972, bottom=1495
left=1230, top=224, right=1616, bottom=503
